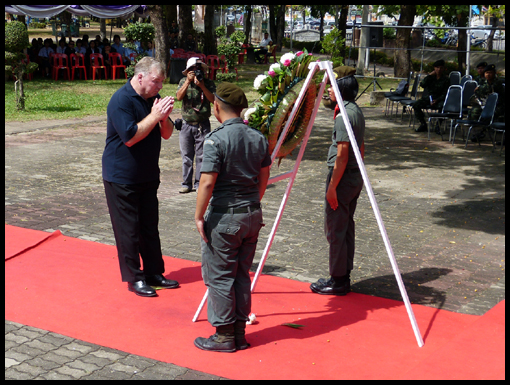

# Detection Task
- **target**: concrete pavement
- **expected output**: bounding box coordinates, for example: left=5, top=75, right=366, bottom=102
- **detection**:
left=5, top=105, right=505, bottom=379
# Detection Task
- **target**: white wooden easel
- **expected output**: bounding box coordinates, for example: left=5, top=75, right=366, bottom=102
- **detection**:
left=192, top=61, right=424, bottom=348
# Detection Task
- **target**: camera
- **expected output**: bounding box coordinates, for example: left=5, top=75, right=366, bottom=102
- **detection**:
left=174, top=118, right=183, bottom=131
left=194, top=69, right=204, bottom=82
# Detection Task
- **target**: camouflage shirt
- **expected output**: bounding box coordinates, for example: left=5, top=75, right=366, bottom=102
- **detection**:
left=419, top=73, right=450, bottom=104
left=475, top=77, right=505, bottom=102
left=177, top=77, right=216, bottom=123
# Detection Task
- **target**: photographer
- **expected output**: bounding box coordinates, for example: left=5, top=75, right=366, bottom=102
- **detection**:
left=175, top=58, right=216, bottom=194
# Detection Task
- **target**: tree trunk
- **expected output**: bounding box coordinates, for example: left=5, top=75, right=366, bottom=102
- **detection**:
left=100, top=19, right=106, bottom=40
left=165, top=5, right=178, bottom=29
left=394, top=4, right=416, bottom=78
left=14, top=67, right=25, bottom=110
left=148, top=6, right=170, bottom=75
left=486, top=15, right=498, bottom=52
left=337, top=5, right=349, bottom=61
left=203, top=5, right=216, bottom=55
left=269, top=5, right=277, bottom=43
left=356, top=5, right=370, bottom=76
left=276, top=5, right=286, bottom=52
left=456, top=12, right=469, bottom=73
left=319, top=10, right=325, bottom=41
left=178, top=5, right=194, bottom=46
left=244, top=6, right=252, bottom=44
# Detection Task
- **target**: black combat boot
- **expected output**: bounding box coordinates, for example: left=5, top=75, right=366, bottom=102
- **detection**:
left=234, top=320, right=250, bottom=350
left=194, top=324, right=236, bottom=353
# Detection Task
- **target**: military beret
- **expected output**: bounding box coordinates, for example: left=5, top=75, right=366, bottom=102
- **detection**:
left=333, top=66, right=356, bottom=80
left=483, top=64, right=496, bottom=73
left=433, top=59, right=445, bottom=67
left=476, top=61, right=488, bottom=69
left=215, top=82, right=249, bottom=108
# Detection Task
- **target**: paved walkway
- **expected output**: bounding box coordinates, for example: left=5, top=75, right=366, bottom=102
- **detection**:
left=5, top=104, right=505, bottom=379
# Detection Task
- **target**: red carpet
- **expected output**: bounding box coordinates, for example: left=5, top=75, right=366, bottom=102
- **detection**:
left=5, top=225, right=505, bottom=380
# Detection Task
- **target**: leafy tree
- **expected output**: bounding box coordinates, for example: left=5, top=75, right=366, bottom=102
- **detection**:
left=321, top=27, right=345, bottom=67
left=5, top=21, right=38, bottom=111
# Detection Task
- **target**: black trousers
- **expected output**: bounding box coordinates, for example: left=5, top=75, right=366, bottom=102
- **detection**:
left=103, top=180, right=165, bottom=283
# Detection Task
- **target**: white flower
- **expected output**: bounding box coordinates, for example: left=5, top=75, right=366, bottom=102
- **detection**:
left=269, top=63, right=281, bottom=73
left=254, top=74, right=268, bottom=90
left=280, top=52, right=296, bottom=65
left=244, top=107, right=257, bottom=121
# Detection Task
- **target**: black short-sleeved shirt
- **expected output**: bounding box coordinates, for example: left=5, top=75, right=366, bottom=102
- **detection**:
left=201, top=117, right=272, bottom=208
left=327, top=101, right=365, bottom=168
left=102, top=79, right=162, bottom=184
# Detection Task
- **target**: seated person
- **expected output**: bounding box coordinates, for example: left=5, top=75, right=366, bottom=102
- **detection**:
left=255, top=32, right=273, bottom=63
left=123, top=39, right=139, bottom=64
left=169, top=32, right=180, bottom=50
left=85, top=40, right=102, bottom=68
left=74, top=39, right=87, bottom=55
left=56, top=38, right=67, bottom=54
left=38, top=38, right=55, bottom=78
left=102, top=43, right=114, bottom=69
left=474, top=61, right=488, bottom=84
left=144, top=41, right=155, bottom=58
left=412, top=59, right=450, bottom=132
left=28, top=38, right=40, bottom=64
left=184, top=34, right=198, bottom=52
left=468, top=64, right=505, bottom=123
left=112, top=34, right=129, bottom=66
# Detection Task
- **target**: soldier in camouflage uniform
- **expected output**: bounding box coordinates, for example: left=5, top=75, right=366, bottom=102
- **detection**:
left=468, top=64, right=505, bottom=122
left=412, top=60, right=450, bottom=132
left=473, top=61, right=488, bottom=84
left=176, top=58, right=216, bottom=193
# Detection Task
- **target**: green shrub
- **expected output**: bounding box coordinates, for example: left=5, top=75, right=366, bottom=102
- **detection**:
left=216, top=27, right=245, bottom=70
left=5, top=21, right=30, bottom=53
left=216, top=72, right=236, bottom=83
left=124, top=21, right=155, bottom=44
left=28, top=22, right=47, bottom=29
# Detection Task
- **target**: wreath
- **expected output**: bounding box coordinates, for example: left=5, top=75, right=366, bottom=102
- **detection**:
left=245, top=49, right=319, bottom=160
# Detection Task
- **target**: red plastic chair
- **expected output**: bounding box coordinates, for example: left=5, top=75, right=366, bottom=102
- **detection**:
left=238, top=44, right=249, bottom=64
left=52, top=53, right=70, bottom=81
left=189, top=53, right=207, bottom=62
left=109, top=52, right=127, bottom=80
left=206, top=55, right=221, bottom=80
left=90, top=53, right=108, bottom=80
left=70, top=53, right=87, bottom=81
left=129, top=52, right=138, bottom=63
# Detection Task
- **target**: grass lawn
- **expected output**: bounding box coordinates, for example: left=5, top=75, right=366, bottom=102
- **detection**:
left=5, top=62, right=398, bottom=122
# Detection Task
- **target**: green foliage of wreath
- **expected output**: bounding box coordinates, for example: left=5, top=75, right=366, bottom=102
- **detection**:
left=245, top=49, right=320, bottom=159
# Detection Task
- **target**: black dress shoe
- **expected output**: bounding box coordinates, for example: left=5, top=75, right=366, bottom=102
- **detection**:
left=128, top=280, right=157, bottom=297
left=145, top=274, right=179, bottom=289
left=310, top=277, right=351, bottom=296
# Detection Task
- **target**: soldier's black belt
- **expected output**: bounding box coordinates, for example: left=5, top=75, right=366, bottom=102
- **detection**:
left=211, top=203, right=261, bottom=214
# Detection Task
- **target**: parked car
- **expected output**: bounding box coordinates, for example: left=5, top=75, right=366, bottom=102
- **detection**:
left=471, top=25, right=492, bottom=40
left=494, top=30, right=505, bottom=40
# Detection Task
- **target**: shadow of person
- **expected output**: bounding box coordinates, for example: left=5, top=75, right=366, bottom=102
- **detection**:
left=351, top=267, right=452, bottom=307
left=248, top=268, right=452, bottom=347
